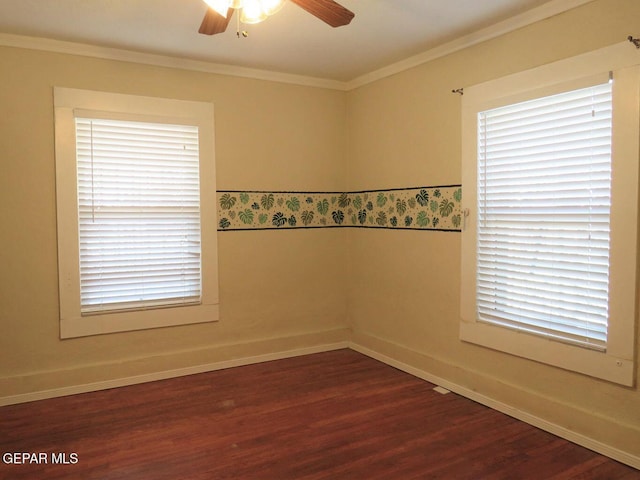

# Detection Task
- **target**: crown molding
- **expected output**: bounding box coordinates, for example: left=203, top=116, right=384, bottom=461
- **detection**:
left=0, top=32, right=350, bottom=91
left=0, top=0, right=596, bottom=92
left=345, top=0, right=597, bottom=90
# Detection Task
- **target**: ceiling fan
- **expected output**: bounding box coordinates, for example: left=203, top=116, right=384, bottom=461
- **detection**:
left=198, top=0, right=355, bottom=36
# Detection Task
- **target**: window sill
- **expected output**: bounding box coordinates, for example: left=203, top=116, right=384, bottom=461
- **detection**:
left=460, top=320, right=634, bottom=386
left=60, top=302, right=219, bottom=339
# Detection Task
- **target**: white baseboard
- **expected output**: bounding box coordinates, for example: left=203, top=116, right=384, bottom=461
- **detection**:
left=349, top=341, right=640, bottom=471
left=0, top=341, right=349, bottom=407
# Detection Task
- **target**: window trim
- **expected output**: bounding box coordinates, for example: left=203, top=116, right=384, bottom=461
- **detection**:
left=460, top=43, right=639, bottom=386
left=54, top=87, right=219, bottom=338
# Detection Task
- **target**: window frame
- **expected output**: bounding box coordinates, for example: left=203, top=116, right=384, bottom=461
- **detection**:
left=460, top=43, right=639, bottom=386
left=54, top=87, right=219, bottom=339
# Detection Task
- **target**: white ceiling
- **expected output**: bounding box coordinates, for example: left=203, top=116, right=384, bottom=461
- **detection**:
left=0, top=0, right=585, bottom=83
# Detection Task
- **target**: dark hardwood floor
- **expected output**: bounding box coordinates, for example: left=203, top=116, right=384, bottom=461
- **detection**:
left=0, top=349, right=638, bottom=479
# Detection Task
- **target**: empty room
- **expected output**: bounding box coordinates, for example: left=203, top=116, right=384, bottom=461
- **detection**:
left=1, top=0, right=639, bottom=478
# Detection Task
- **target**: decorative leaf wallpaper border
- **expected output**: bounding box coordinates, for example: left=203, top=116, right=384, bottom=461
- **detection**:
left=217, top=185, right=462, bottom=232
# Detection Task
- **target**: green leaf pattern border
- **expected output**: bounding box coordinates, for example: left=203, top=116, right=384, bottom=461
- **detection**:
left=217, top=186, right=462, bottom=232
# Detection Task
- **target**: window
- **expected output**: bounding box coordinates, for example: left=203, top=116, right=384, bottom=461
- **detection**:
left=477, top=81, right=612, bottom=351
left=55, top=88, right=219, bottom=338
left=460, top=43, right=639, bottom=385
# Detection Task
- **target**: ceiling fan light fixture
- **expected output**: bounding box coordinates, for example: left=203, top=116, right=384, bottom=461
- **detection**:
left=202, top=0, right=286, bottom=24
left=239, top=0, right=268, bottom=24
left=198, top=0, right=353, bottom=36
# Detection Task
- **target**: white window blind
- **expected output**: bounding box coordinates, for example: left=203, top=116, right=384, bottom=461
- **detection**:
left=75, top=117, right=202, bottom=314
left=477, top=81, right=612, bottom=351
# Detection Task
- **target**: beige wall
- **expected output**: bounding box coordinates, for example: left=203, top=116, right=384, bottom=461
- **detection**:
left=0, top=47, right=349, bottom=392
left=347, top=0, right=640, bottom=459
left=0, top=0, right=639, bottom=463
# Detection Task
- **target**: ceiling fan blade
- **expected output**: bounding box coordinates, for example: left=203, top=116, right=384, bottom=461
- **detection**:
left=198, top=7, right=233, bottom=35
left=289, top=0, right=354, bottom=27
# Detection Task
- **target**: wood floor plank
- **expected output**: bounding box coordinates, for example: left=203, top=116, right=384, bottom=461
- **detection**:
left=0, top=350, right=637, bottom=479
